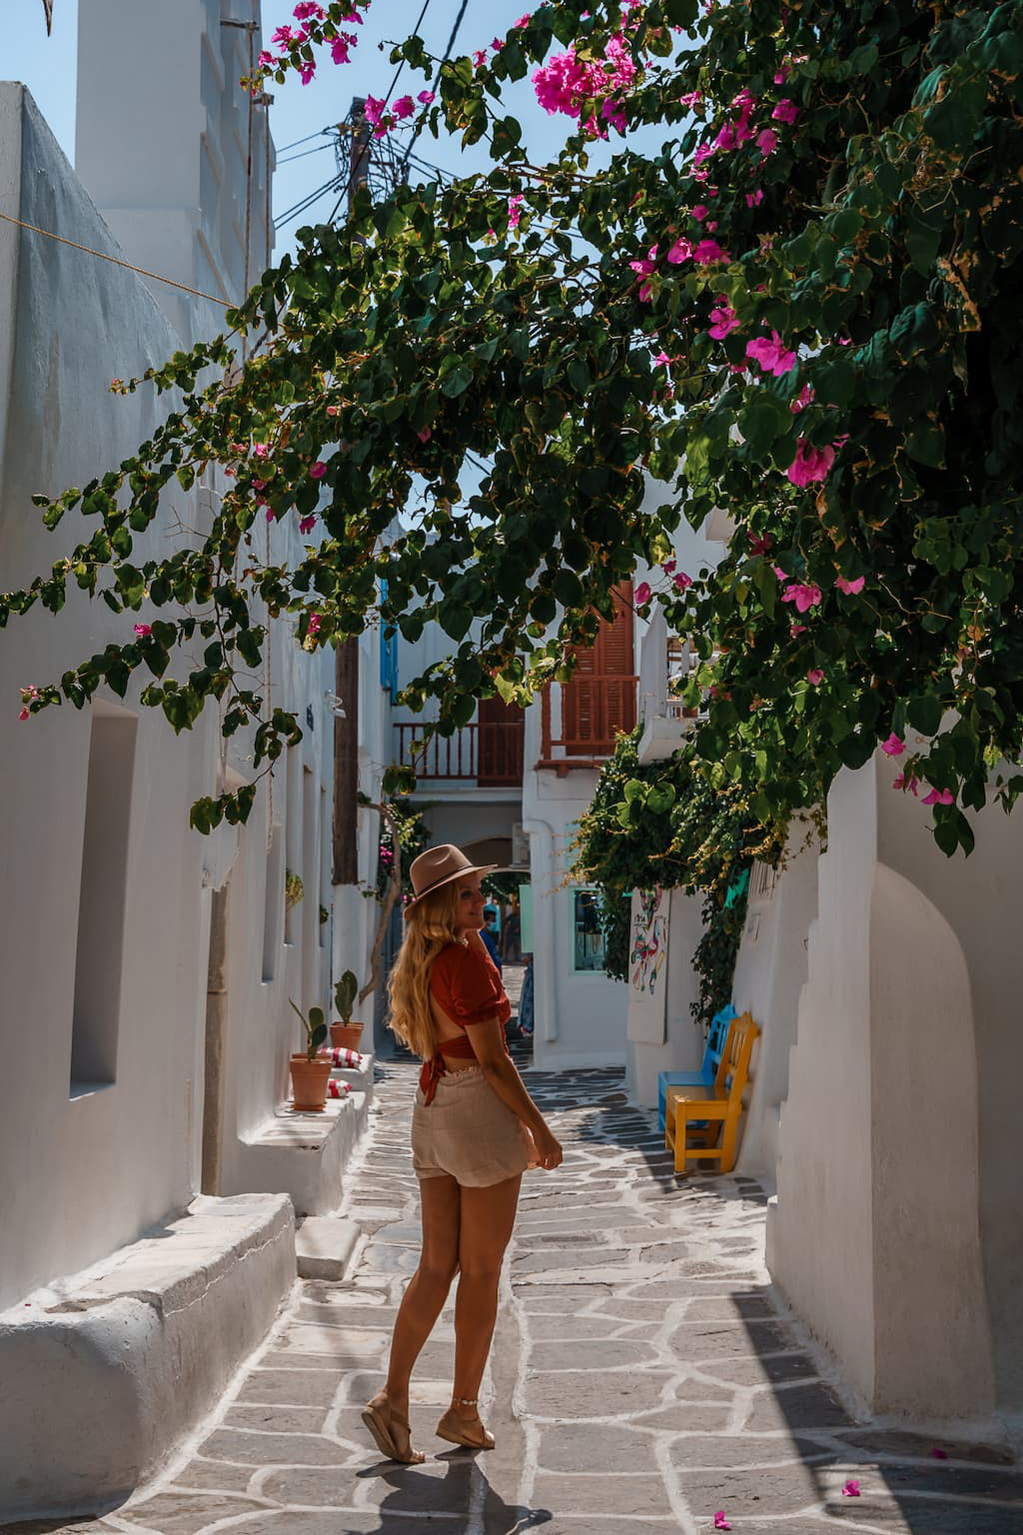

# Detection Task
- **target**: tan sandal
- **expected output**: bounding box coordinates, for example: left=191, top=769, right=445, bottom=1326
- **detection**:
left=361, top=1394, right=425, bottom=1464
left=436, top=1398, right=495, bottom=1451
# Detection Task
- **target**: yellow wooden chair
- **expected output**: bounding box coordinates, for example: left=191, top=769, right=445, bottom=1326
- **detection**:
left=664, top=1012, right=759, bottom=1174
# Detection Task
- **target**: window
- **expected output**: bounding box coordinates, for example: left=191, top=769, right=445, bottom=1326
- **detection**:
left=571, top=887, right=607, bottom=974
left=70, top=702, right=138, bottom=1093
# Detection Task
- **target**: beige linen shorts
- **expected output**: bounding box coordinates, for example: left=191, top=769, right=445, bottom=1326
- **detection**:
left=412, top=1065, right=532, bottom=1187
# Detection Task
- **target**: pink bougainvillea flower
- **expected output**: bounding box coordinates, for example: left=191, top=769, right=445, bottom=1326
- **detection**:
left=662, top=557, right=677, bottom=573
left=893, top=773, right=920, bottom=795
left=307, top=612, right=321, bottom=636
left=299, top=514, right=317, bottom=534
left=251, top=478, right=267, bottom=492
left=515, top=11, right=531, bottom=25
left=18, top=708, right=29, bottom=721
left=748, top=531, right=772, bottom=555
left=694, top=238, right=730, bottom=265
left=746, top=188, right=764, bottom=208
left=293, top=2, right=325, bottom=18
left=781, top=582, right=822, bottom=613
left=653, top=351, right=671, bottom=368
left=807, top=667, right=824, bottom=686
left=746, top=330, right=797, bottom=376
left=364, top=94, right=386, bottom=127
left=258, top=50, right=277, bottom=69
left=790, top=383, right=814, bottom=413
left=299, top=60, right=317, bottom=85
left=473, top=48, right=488, bottom=68
left=253, top=442, right=269, bottom=458
left=836, top=574, right=865, bottom=595
left=508, top=194, right=524, bottom=229
left=326, top=404, right=339, bottom=416
left=679, top=90, right=702, bottom=107
left=265, top=507, right=275, bottom=522
left=772, top=564, right=788, bottom=580
left=673, top=571, right=693, bottom=592
left=491, top=37, right=504, bottom=50
left=790, top=621, right=806, bottom=636
left=757, top=127, right=778, bottom=157
left=713, top=1514, right=731, bottom=1531
left=634, top=581, right=652, bottom=606
left=881, top=733, right=905, bottom=757
left=772, top=98, right=799, bottom=123
left=921, top=787, right=954, bottom=807
left=691, top=203, right=709, bottom=222
left=331, top=37, right=352, bottom=65
left=309, top=460, right=327, bottom=479
left=392, top=95, right=415, bottom=121
left=271, top=24, right=294, bottom=46
left=787, top=439, right=835, bottom=486
left=417, top=90, right=435, bottom=105
left=667, top=238, right=693, bottom=264
left=708, top=300, right=739, bottom=340
left=133, top=623, right=152, bottom=638
left=416, top=426, right=432, bottom=443
left=842, top=1481, right=861, bottom=1498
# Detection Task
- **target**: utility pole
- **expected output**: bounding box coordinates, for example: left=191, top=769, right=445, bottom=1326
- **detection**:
left=332, top=99, right=372, bottom=885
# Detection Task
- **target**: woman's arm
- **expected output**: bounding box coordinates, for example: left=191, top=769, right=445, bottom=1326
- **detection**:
left=464, top=1018, right=563, bottom=1168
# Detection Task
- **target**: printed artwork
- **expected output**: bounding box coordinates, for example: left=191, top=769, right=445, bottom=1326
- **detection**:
left=627, top=887, right=670, bottom=1045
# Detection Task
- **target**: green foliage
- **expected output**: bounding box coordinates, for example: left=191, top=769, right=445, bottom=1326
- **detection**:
left=289, top=1000, right=327, bottom=1061
left=334, top=970, right=358, bottom=1023
left=6, top=0, right=1023, bottom=862
left=574, top=729, right=779, bottom=1023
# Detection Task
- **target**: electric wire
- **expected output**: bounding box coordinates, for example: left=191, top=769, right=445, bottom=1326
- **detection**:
left=399, top=0, right=469, bottom=177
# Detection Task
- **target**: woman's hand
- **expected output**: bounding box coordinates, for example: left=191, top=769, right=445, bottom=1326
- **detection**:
left=532, top=1124, right=563, bottom=1171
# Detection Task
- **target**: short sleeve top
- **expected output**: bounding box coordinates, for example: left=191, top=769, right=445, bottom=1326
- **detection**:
left=430, top=942, right=511, bottom=1034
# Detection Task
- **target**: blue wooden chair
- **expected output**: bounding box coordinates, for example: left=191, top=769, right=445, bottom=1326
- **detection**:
left=657, top=1004, right=737, bottom=1130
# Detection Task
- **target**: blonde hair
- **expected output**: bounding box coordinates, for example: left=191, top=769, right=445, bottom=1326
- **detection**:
left=387, top=881, right=463, bottom=1058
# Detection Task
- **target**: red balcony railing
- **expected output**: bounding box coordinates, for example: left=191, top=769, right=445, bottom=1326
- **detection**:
left=538, top=674, right=638, bottom=771
left=394, top=719, right=524, bottom=786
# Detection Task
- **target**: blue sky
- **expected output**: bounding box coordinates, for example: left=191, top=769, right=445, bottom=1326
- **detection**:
left=5, top=1, right=592, bottom=259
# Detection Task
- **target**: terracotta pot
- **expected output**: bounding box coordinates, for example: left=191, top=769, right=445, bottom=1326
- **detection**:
left=330, top=1021, right=364, bottom=1051
left=289, top=1054, right=332, bottom=1111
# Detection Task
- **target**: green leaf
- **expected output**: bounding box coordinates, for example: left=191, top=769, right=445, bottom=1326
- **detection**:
left=906, top=695, right=943, bottom=735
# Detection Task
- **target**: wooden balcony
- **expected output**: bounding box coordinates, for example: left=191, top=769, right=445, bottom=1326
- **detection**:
left=538, top=674, right=638, bottom=774
left=394, top=718, right=524, bottom=787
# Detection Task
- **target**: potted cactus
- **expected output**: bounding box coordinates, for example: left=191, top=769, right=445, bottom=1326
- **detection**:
left=330, top=970, right=365, bottom=1051
left=288, top=1000, right=331, bottom=1111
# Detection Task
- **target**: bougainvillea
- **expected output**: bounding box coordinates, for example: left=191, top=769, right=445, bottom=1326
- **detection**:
left=3, top=0, right=1022, bottom=860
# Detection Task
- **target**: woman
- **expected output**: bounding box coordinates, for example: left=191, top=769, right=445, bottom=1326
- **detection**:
left=362, top=844, right=563, bottom=1464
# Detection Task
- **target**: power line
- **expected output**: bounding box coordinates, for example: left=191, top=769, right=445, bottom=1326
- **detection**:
left=399, top=0, right=469, bottom=178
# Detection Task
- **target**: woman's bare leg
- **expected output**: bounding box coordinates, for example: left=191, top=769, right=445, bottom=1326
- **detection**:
left=371, top=1175, right=460, bottom=1436
left=450, top=1174, right=522, bottom=1420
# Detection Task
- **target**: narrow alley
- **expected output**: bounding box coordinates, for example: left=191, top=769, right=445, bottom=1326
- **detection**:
left=13, top=1066, right=1022, bottom=1535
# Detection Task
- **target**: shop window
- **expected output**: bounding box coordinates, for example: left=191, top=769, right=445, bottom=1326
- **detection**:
left=571, top=887, right=607, bottom=973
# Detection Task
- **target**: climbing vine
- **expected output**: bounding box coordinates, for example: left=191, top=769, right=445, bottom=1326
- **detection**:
left=4, top=0, right=1022, bottom=864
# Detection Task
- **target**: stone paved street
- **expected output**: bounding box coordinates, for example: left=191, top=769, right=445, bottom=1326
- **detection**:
left=9, top=1065, right=1022, bottom=1535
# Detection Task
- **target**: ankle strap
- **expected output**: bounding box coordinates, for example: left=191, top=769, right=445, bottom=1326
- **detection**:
left=452, top=1396, right=478, bottom=1407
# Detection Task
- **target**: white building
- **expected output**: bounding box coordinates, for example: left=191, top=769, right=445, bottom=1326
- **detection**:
left=0, top=4, right=378, bottom=1517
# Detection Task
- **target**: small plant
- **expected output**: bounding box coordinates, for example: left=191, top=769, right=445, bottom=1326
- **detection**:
left=319, top=904, right=328, bottom=925
left=334, top=970, right=358, bottom=1023
left=289, top=1000, right=327, bottom=1061
left=285, top=869, right=304, bottom=909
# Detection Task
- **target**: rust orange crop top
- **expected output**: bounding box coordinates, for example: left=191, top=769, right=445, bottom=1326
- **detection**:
left=419, top=941, right=511, bottom=1102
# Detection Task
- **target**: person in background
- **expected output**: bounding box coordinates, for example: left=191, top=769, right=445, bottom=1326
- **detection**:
left=480, top=905, right=502, bottom=972
left=501, top=903, right=522, bottom=964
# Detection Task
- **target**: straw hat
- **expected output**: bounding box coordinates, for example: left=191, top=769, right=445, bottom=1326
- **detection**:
left=403, top=844, right=497, bottom=916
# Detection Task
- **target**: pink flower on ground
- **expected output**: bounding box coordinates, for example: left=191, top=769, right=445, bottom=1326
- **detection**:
left=392, top=95, right=415, bottom=121
left=133, top=623, right=152, bottom=638
left=787, top=439, right=835, bottom=486
left=836, top=575, right=865, bottom=595
left=309, top=460, right=327, bottom=479
left=921, top=787, right=954, bottom=807
left=757, top=127, right=778, bottom=157
left=634, top=581, right=652, bottom=607
left=881, top=734, right=905, bottom=757
left=807, top=667, right=824, bottom=686
left=713, top=1515, right=731, bottom=1531
left=842, top=1481, right=861, bottom=1498
left=893, top=773, right=920, bottom=795
left=299, top=515, right=317, bottom=534
left=708, top=300, right=739, bottom=340
left=772, top=98, right=799, bottom=123
left=673, top=571, right=693, bottom=592
left=746, top=330, right=797, bottom=376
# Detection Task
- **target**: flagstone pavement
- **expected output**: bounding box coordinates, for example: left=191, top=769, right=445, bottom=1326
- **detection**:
left=10, top=1064, right=1022, bottom=1535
